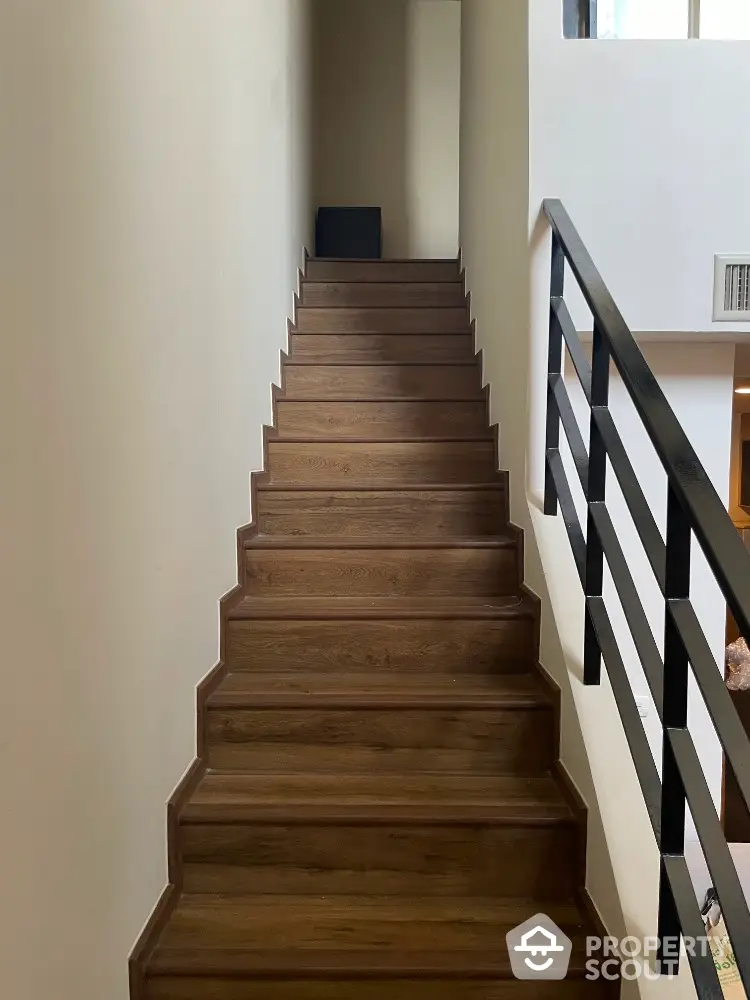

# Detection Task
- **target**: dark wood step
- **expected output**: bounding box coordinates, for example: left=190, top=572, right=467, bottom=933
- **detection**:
left=147, top=977, right=608, bottom=1000
left=282, top=363, right=481, bottom=399
left=288, top=333, right=475, bottom=363
left=305, top=259, right=461, bottom=282
left=205, top=695, right=554, bottom=772
left=179, top=769, right=578, bottom=898
left=183, top=769, right=569, bottom=823
left=300, top=281, right=465, bottom=308
left=266, top=441, right=497, bottom=485
left=256, top=486, right=507, bottom=537
left=243, top=537, right=517, bottom=598
left=294, top=307, right=469, bottom=334
left=147, top=895, right=593, bottom=976
left=275, top=400, right=489, bottom=439
left=207, top=671, right=546, bottom=710
left=225, top=602, right=535, bottom=675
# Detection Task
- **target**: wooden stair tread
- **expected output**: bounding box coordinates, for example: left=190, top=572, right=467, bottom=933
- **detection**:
left=282, top=360, right=477, bottom=366
left=245, top=535, right=515, bottom=551
left=207, top=671, right=548, bottom=711
left=183, top=771, right=573, bottom=824
left=270, top=436, right=495, bottom=444
left=228, top=596, right=534, bottom=621
left=278, top=396, right=486, bottom=403
left=258, top=482, right=506, bottom=492
left=149, top=895, right=592, bottom=977
left=135, top=254, right=606, bottom=992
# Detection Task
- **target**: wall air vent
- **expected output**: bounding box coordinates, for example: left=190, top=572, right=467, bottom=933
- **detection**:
left=714, top=255, right=750, bottom=321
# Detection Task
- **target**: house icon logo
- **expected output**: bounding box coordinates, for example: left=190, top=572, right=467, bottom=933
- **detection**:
left=506, top=913, right=573, bottom=980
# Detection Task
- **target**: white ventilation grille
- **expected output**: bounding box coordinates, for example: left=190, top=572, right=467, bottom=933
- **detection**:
left=714, top=255, right=750, bottom=320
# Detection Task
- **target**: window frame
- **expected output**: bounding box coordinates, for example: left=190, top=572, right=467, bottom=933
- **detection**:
left=565, top=0, right=721, bottom=39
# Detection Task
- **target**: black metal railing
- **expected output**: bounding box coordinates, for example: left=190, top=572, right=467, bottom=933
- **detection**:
left=543, top=198, right=750, bottom=997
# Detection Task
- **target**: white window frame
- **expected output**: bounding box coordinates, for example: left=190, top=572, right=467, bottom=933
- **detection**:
left=573, top=0, right=748, bottom=39
left=689, top=0, right=701, bottom=38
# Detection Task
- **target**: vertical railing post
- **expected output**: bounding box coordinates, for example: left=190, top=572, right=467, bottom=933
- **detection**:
left=544, top=234, right=565, bottom=516
left=583, top=323, right=609, bottom=685
left=658, top=484, right=691, bottom=974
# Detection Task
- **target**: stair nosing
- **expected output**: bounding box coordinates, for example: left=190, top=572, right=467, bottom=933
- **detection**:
left=257, top=482, right=506, bottom=492
left=289, top=336, right=472, bottom=337
left=181, top=806, right=573, bottom=827
left=275, top=397, right=486, bottom=403
left=245, top=536, right=514, bottom=550
left=147, top=951, right=590, bottom=980
left=296, top=304, right=467, bottom=311
left=227, top=597, right=534, bottom=622
left=282, top=360, right=477, bottom=367
left=269, top=436, right=494, bottom=445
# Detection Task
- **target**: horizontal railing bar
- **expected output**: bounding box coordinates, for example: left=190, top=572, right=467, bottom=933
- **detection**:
left=551, top=296, right=593, bottom=403
left=590, top=502, right=665, bottom=718
left=663, top=854, right=724, bottom=998
left=543, top=198, right=750, bottom=642
left=669, top=728, right=750, bottom=993
left=592, top=406, right=666, bottom=590
left=668, top=598, right=750, bottom=816
left=549, top=374, right=589, bottom=492
left=587, top=595, right=662, bottom=837
left=546, top=448, right=586, bottom=584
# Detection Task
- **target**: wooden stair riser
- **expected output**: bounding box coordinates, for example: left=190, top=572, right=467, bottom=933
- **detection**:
left=205, top=707, right=555, bottom=772
left=225, top=619, right=535, bottom=674
left=300, top=282, right=466, bottom=308
left=305, top=259, right=461, bottom=282
left=244, top=547, right=518, bottom=598
left=266, top=441, right=497, bottom=485
left=289, top=333, right=475, bottom=363
left=275, top=400, right=489, bottom=439
left=295, top=308, right=468, bottom=334
left=283, top=364, right=481, bottom=400
left=146, top=978, right=610, bottom=1000
left=135, top=251, right=604, bottom=1000
left=256, top=489, right=507, bottom=537
left=180, top=823, right=579, bottom=898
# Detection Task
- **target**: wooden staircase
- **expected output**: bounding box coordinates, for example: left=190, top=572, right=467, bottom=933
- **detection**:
left=132, top=258, right=610, bottom=1000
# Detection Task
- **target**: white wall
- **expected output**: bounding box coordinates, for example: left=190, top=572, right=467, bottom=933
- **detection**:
left=529, top=1, right=750, bottom=336
left=460, top=3, right=743, bottom=997
left=313, top=0, right=460, bottom=257
left=0, top=3, right=311, bottom=999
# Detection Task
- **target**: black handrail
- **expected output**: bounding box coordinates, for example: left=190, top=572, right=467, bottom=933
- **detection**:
left=543, top=198, right=750, bottom=998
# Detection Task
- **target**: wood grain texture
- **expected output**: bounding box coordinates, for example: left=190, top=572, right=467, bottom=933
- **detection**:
left=289, top=333, right=475, bottom=363
left=294, top=307, right=468, bottom=334
left=266, top=441, right=497, bottom=484
left=243, top=544, right=517, bottom=597
left=225, top=616, right=535, bottom=674
left=150, top=895, right=589, bottom=968
left=300, top=281, right=465, bottom=308
left=147, top=978, right=610, bottom=1000
left=135, top=254, right=606, bottom=1000
left=275, top=400, right=488, bottom=439
left=256, top=487, right=507, bottom=537
left=207, top=671, right=548, bottom=709
left=181, top=823, right=579, bottom=898
left=283, top=363, right=481, bottom=399
left=205, top=705, right=554, bottom=772
left=305, top=259, right=460, bottom=282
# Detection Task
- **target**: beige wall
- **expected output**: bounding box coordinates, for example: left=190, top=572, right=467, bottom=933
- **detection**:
left=0, top=2, right=311, bottom=998
left=313, top=0, right=459, bottom=258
